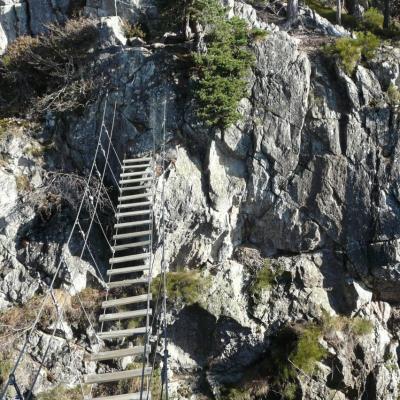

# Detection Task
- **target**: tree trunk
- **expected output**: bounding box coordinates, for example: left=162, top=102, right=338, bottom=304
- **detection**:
left=288, top=0, right=299, bottom=21
left=336, top=0, right=342, bottom=24
left=384, top=0, right=390, bottom=28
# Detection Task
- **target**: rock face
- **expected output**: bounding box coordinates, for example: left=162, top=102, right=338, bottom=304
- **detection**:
left=0, top=0, right=74, bottom=53
left=1, top=2, right=400, bottom=400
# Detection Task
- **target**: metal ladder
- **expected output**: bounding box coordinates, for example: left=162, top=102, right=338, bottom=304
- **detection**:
left=83, top=155, right=154, bottom=400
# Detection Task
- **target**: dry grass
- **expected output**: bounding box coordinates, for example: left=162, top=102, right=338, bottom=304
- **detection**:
left=0, top=288, right=101, bottom=350
left=0, top=17, right=99, bottom=117
left=321, top=311, right=374, bottom=338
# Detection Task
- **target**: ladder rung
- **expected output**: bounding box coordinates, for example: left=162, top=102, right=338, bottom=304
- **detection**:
left=113, top=230, right=152, bottom=240
left=120, top=184, right=152, bottom=192
left=117, top=201, right=152, bottom=209
left=109, top=253, right=150, bottom=264
left=122, top=163, right=150, bottom=170
left=85, top=392, right=152, bottom=400
left=84, top=367, right=152, bottom=384
left=90, top=346, right=145, bottom=361
left=114, top=220, right=151, bottom=229
left=124, top=157, right=152, bottom=163
left=107, top=265, right=149, bottom=276
left=120, top=171, right=151, bottom=178
left=99, top=308, right=151, bottom=322
left=108, top=277, right=149, bottom=289
left=113, top=240, right=151, bottom=251
left=97, top=327, right=148, bottom=340
left=118, top=193, right=152, bottom=202
left=116, top=210, right=151, bottom=218
left=119, top=177, right=153, bottom=185
left=102, top=294, right=152, bottom=308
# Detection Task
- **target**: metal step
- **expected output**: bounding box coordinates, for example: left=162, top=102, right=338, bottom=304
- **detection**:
left=108, top=277, right=149, bottom=289
left=107, top=265, right=149, bottom=277
left=85, top=392, right=151, bottom=400
left=118, top=193, right=152, bottom=202
left=109, top=253, right=150, bottom=265
left=120, top=171, right=151, bottom=178
left=114, top=220, right=151, bottom=229
left=90, top=345, right=145, bottom=361
left=113, top=240, right=151, bottom=251
left=84, top=366, right=152, bottom=384
left=99, top=308, right=151, bottom=322
left=117, top=201, right=152, bottom=209
left=120, top=184, right=152, bottom=192
left=122, top=162, right=150, bottom=169
left=124, top=157, right=152, bottom=163
left=97, top=326, right=148, bottom=340
left=113, top=230, right=152, bottom=240
left=116, top=209, right=151, bottom=218
left=119, top=177, right=153, bottom=185
left=102, top=294, right=152, bottom=308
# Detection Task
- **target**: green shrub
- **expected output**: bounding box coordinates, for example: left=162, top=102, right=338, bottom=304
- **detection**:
left=251, top=259, right=282, bottom=296
left=151, top=368, right=162, bottom=399
left=221, top=387, right=252, bottom=400
left=350, top=317, right=374, bottom=336
left=387, top=84, right=400, bottom=106
left=152, top=271, right=210, bottom=305
left=159, top=0, right=256, bottom=127
left=363, top=7, right=384, bottom=30
left=250, top=28, right=268, bottom=42
left=325, top=31, right=380, bottom=75
left=121, top=19, right=146, bottom=38
left=193, top=13, right=255, bottom=127
left=289, top=325, right=327, bottom=374
left=320, top=310, right=373, bottom=337
left=0, top=357, right=12, bottom=386
left=283, top=383, right=297, bottom=400
left=127, top=316, right=146, bottom=330
left=305, top=0, right=358, bottom=30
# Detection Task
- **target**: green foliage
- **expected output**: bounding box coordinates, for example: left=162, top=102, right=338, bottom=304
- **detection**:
left=350, top=317, right=374, bottom=336
left=158, top=0, right=224, bottom=31
left=221, top=387, right=252, bottom=400
left=306, top=0, right=400, bottom=38
left=0, top=357, right=12, bottom=386
left=324, top=31, right=380, bottom=75
left=188, top=0, right=226, bottom=26
left=159, top=0, right=256, bottom=127
left=363, top=7, right=384, bottom=30
left=250, top=28, right=268, bottom=41
left=121, top=19, right=146, bottom=38
left=388, top=83, right=400, bottom=106
left=283, top=383, right=297, bottom=400
left=127, top=316, right=146, bottom=330
left=305, top=0, right=358, bottom=29
left=152, top=271, right=210, bottom=305
left=251, top=259, right=283, bottom=296
left=193, top=12, right=255, bottom=127
left=320, top=310, right=374, bottom=337
left=151, top=368, right=163, bottom=399
left=290, top=325, right=327, bottom=374
left=36, top=385, right=88, bottom=400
